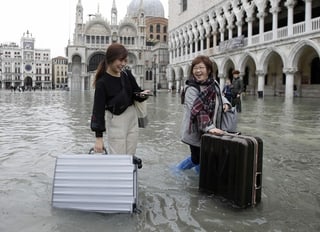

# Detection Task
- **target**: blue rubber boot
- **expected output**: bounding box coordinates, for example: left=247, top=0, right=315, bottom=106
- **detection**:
left=193, top=165, right=200, bottom=174
left=176, top=156, right=196, bottom=170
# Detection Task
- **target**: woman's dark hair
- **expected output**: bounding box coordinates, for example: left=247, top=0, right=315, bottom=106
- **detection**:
left=189, top=55, right=214, bottom=79
left=93, top=43, right=128, bottom=87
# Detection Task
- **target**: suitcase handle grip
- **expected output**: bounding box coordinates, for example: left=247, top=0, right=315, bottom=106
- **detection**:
left=133, top=156, right=143, bottom=169
left=88, top=147, right=108, bottom=155
left=255, top=172, right=262, bottom=189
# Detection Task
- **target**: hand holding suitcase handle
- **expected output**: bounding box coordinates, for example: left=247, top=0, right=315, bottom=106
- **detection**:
left=88, top=147, right=108, bottom=155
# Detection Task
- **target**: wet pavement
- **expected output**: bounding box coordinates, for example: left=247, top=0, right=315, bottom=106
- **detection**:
left=0, top=89, right=319, bottom=232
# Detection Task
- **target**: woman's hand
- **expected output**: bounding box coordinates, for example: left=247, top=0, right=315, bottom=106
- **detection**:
left=94, top=137, right=104, bottom=153
left=141, top=90, right=151, bottom=95
left=223, top=103, right=230, bottom=112
left=208, top=128, right=224, bottom=135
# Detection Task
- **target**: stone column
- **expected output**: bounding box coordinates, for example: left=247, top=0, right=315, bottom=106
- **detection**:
left=257, top=12, right=265, bottom=42
left=206, top=35, right=210, bottom=49
left=236, top=21, right=243, bottom=37
left=200, top=37, right=204, bottom=51
left=256, top=70, right=265, bottom=98
left=227, top=25, right=233, bottom=40
left=247, top=17, right=254, bottom=45
left=220, top=28, right=225, bottom=42
left=284, top=69, right=296, bottom=99
left=285, top=0, right=295, bottom=36
left=218, top=17, right=226, bottom=42
left=305, top=0, right=312, bottom=32
left=270, top=7, right=279, bottom=40
left=167, top=68, right=174, bottom=91
left=218, top=73, right=225, bottom=90
left=213, top=32, right=217, bottom=49
left=81, top=75, right=85, bottom=91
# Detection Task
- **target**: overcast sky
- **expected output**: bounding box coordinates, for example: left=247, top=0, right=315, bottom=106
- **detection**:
left=0, top=0, right=168, bottom=58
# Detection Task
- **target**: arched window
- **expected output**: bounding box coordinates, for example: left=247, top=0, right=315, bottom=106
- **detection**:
left=163, top=26, right=167, bottom=33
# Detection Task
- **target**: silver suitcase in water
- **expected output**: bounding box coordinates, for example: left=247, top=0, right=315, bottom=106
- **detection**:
left=52, top=154, right=142, bottom=213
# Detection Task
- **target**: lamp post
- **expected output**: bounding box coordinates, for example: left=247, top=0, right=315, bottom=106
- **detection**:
left=152, top=55, right=157, bottom=96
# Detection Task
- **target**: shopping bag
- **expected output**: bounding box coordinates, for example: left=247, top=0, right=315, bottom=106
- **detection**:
left=134, top=100, right=148, bottom=128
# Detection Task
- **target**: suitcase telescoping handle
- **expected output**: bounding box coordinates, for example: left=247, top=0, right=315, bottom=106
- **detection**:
left=88, top=147, right=108, bottom=155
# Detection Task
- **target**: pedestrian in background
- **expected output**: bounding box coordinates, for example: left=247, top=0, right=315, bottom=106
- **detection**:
left=231, top=70, right=244, bottom=113
left=222, top=78, right=233, bottom=103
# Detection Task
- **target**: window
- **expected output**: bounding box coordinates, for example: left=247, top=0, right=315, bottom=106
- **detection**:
left=182, top=0, right=187, bottom=12
left=163, top=26, right=167, bottom=33
left=156, top=24, right=161, bottom=33
left=150, top=25, right=153, bottom=33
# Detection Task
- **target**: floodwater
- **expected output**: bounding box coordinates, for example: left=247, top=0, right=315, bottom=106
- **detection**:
left=0, top=89, right=319, bottom=232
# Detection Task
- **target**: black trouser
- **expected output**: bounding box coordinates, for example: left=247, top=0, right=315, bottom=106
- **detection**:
left=232, top=97, right=242, bottom=112
left=189, top=145, right=200, bottom=165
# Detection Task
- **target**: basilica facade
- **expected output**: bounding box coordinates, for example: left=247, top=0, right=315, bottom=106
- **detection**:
left=66, top=0, right=169, bottom=91
left=168, top=0, right=320, bottom=98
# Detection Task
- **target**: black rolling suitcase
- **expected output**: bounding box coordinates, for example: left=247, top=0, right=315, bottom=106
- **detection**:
left=199, top=133, right=263, bottom=208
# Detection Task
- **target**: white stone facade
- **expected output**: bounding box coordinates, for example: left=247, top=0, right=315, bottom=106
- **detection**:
left=168, top=0, right=320, bottom=98
left=0, top=31, right=51, bottom=90
left=52, top=56, right=68, bottom=90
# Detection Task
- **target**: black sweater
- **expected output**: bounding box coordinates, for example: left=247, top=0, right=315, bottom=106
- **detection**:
left=91, top=70, right=144, bottom=137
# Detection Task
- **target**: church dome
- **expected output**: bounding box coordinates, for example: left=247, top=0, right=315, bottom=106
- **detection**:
left=126, top=0, right=165, bottom=18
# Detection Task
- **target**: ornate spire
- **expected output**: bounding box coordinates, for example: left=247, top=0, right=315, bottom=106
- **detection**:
left=111, top=0, right=117, bottom=25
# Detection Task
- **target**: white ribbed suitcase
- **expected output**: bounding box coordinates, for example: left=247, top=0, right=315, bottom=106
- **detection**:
left=51, top=154, right=142, bottom=214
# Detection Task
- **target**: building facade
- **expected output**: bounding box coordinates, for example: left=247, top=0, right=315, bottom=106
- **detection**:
left=66, top=0, right=169, bottom=91
left=52, top=56, right=68, bottom=90
left=168, top=0, right=320, bottom=98
left=0, top=30, right=51, bottom=90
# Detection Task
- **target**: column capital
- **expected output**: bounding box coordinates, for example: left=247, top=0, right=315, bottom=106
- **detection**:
left=283, top=67, right=298, bottom=74
left=236, top=21, right=243, bottom=27
left=227, top=25, right=234, bottom=30
left=255, top=70, right=265, bottom=76
left=285, top=0, right=296, bottom=8
left=270, top=7, right=280, bottom=14
left=218, top=73, right=225, bottom=79
left=246, top=17, right=255, bottom=23
left=257, top=12, right=266, bottom=19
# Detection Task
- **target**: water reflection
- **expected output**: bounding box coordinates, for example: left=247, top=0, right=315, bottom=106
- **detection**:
left=0, top=90, right=319, bottom=232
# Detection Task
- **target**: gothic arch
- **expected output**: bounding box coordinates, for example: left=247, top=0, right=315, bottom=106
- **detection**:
left=260, top=47, right=286, bottom=73
left=85, top=21, right=111, bottom=35
left=220, top=56, right=236, bottom=79
left=239, top=52, right=258, bottom=72
left=289, top=39, right=320, bottom=68
left=168, top=66, right=176, bottom=82
left=87, top=52, right=105, bottom=72
left=289, top=40, right=320, bottom=85
left=71, top=53, right=83, bottom=63
left=239, top=54, right=257, bottom=92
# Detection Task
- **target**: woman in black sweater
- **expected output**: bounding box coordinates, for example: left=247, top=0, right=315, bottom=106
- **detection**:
left=91, top=43, right=150, bottom=154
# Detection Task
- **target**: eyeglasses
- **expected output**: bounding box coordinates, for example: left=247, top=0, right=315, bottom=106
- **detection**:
left=193, top=66, right=206, bottom=71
